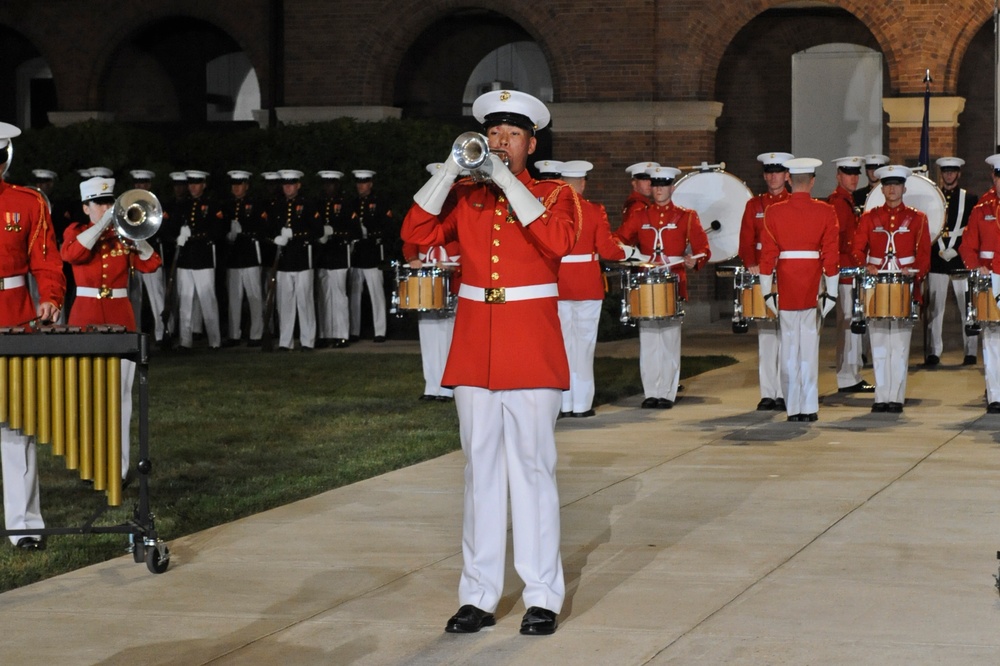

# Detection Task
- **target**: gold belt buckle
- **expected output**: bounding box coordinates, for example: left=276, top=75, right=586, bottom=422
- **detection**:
left=485, top=287, right=506, bottom=304
left=99, top=286, right=112, bottom=299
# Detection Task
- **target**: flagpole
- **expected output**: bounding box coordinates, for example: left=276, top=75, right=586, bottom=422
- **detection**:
left=919, top=69, right=931, bottom=168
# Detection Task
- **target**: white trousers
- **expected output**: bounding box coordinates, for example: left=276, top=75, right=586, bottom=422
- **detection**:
left=779, top=309, right=821, bottom=416
left=418, top=313, right=455, bottom=397
left=557, top=299, right=602, bottom=413
left=638, top=319, right=682, bottom=400
left=227, top=266, right=264, bottom=341
left=317, top=268, right=350, bottom=340
left=1, top=426, right=43, bottom=544
left=177, top=268, right=220, bottom=348
left=835, top=283, right=864, bottom=388
left=277, top=270, right=316, bottom=349
left=140, top=267, right=167, bottom=340
left=757, top=319, right=783, bottom=400
left=869, top=319, right=913, bottom=404
left=349, top=267, right=386, bottom=337
left=983, top=327, right=1000, bottom=403
left=925, top=272, right=975, bottom=358
left=454, top=386, right=565, bottom=614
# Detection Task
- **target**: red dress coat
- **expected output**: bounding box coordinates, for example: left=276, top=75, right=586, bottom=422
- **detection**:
left=827, top=185, right=857, bottom=283
left=738, top=190, right=789, bottom=267
left=852, top=203, right=931, bottom=301
left=401, top=170, right=578, bottom=390
left=557, top=198, right=625, bottom=301
left=0, top=181, right=64, bottom=326
left=61, top=224, right=163, bottom=330
left=759, top=192, right=840, bottom=311
left=620, top=190, right=650, bottom=227
left=961, top=195, right=1000, bottom=271
left=612, top=200, right=711, bottom=299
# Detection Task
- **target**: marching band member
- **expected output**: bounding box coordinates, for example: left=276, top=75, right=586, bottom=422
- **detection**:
left=402, top=89, right=576, bottom=636
left=852, top=165, right=931, bottom=413
left=738, top=151, right=792, bottom=412
left=621, top=161, right=657, bottom=225
left=555, top=159, right=626, bottom=417
left=828, top=155, right=875, bottom=394
left=614, top=165, right=711, bottom=409
left=62, top=176, right=162, bottom=484
left=759, top=157, right=839, bottom=422
left=926, top=157, right=977, bottom=366
left=0, top=122, right=64, bottom=550
left=853, top=153, right=889, bottom=208
left=971, top=155, right=1000, bottom=413
left=220, top=170, right=265, bottom=347
left=534, top=159, right=564, bottom=179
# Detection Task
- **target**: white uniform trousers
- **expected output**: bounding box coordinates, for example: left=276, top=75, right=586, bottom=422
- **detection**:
left=638, top=319, right=682, bottom=401
left=869, top=320, right=913, bottom=404
left=418, top=313, right=455, bottom=397
left=925, top=272, right=975, bottom=358
left=1, top=426, right=43, bottom=544
left=317, top=268, right=350, bottom=341
left=982, top=327, right=1000, bottom=403
left=277, top=270, right=316, bottom=349
left=140, top=267, right=168, bottom=340
left=557, top=299, right=603, bottom=413
left=756, top=319, right=783, bottom=400
left=454, top=386, right=565, bottom=614
left=177, top=268, right=220, bottom=348
left=227, top=266, right=264, bottom=341
left=349, top=267, right=386, bottom=338
left=835, top=284, right=864, bottom=388
left=778, top=309, right=821, bottom=416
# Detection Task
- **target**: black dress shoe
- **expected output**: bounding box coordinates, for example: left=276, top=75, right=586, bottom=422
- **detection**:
left=332, top=338, right=348, bottom=348
left=964, top=355, right=978, bottom=366
left=419, top=394, right=437, bottom=401
left=839, top=380, right=875, bottom=393
left=773, top=398, right=786, bottom=411
left=15, top=537, right=45, bottom=551
left=804, top=412, right=818, bottom=422
left=572, top=409, right=596, bottom=417
left=787, top=414, right=803, bottom=422
left=657, top=398, right=674, bottom=409
left=435, top=396, right=454, bottom=403
left=520, top=606, right=558, bottom=636
left=222, top=339, right=241, bottom=348
left=987, top=402, right=1000, bottom=414
left=373, top=335, right=386, bottom=343
left=445, top=604, right=495, bottom=634
left=871, top=402, right=889, bottom=413
left=641, top=397, right=659, bottom=409
left=558, top=411, right=570, bottom=419
left=925, top=354, right=940, bottom=366
left=888, top=402, right=903, bottom=413
left=756, top=397, right=776, bottom=411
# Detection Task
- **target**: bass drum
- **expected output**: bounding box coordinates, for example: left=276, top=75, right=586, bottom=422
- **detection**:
left=671, top=170, right=751, bottom=264
left=863, top=173, right=945, bottom=242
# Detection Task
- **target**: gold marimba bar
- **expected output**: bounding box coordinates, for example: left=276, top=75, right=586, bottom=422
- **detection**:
left=0, top=326, right=141, bottom=507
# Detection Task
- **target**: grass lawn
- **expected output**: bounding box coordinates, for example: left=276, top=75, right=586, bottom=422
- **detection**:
left=0, top=347, right=735, bottom=592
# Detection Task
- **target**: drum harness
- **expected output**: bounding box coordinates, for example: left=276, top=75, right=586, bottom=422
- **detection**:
left=870, top=211, right=915, bottom=274
left=937, top=189, right=967, bottom=260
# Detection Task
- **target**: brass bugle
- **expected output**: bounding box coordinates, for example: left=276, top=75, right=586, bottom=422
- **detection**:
left=112, top=189, right=162, bottom=241
left=451, top=132, right=509, bottom=182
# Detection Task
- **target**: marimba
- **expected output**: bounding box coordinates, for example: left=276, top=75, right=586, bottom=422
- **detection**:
left=0, top=325, right=169, bottom=573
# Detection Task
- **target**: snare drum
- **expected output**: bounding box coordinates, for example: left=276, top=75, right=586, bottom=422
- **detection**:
left=394, top=264, right=453, bottom=314
left=620, top=264, right=681, bottom=322
left=860, top=272, right=915, bottom=320
left=733, top=267, right=776, bottom=322
left=969, top=272, right=1000, bottom=325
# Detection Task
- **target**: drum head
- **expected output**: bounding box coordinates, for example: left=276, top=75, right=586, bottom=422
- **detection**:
left=863, top=174, right=945, bottom=241
left=671, top=170, right=751, bottom=264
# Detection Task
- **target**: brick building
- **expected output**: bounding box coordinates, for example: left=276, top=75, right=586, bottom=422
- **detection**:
left=0, top=0, right=996, bottom=318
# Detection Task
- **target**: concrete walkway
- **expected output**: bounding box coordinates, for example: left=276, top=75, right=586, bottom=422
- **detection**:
left=2, top=320, right=999, bottom=665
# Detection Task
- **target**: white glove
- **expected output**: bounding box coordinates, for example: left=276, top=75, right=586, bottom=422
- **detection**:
left=759, top=273, right=778, bottom=315
left=413, top=155, right=461, bottom=216
left=281, top=226, right=293, bottom=239
left=226, top=230, right=238, bottom=242
left=819, top=274, right=838, bottom=318
left=75, top=208, right=115, bottom=250
left=318, top=225, right=333, bottom=245
left=273, top=235, right=289, bottom=247
left=992, top=273, right=1000, bottom=302
left=939, top=247, right=958, bottom=262
left=621, top=245, right=650, bottom=262
left=230, top=220, right=242, bottom=235
left=134, top=240, right=155, bottom=260
left=482, top=154, right=546, bottom=225
left=176, top=233, right=189, bottom=247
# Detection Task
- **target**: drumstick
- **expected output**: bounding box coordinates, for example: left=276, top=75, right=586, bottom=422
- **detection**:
left=657, top=252, right=707, bottom=269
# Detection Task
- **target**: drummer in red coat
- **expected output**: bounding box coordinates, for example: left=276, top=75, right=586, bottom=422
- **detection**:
left=0, top=122, right=65, bottom=550
left=969, top=154, right=1000, bottom=413
left=402, top=90, right=576, bottom=636
left=62, top=176, right=162, bottom=480
left=555, top=159, right=626, bottom=417
left=852, top=165, right=931, bottom=414
left=614, top=165, right=711, bottom=408
left=738, top=151, right=792, bottom=412
left=621, top=161, right=657, bottom=227
left=759, top=157, right=840, bottom=422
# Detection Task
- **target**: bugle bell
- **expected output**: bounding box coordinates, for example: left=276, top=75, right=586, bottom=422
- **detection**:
left=451, top=132, right=509, bottom=182
left=112, top=189, right=162, bottom=241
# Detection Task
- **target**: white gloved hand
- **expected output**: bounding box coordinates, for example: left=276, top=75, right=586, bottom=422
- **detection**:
left=231, top=220, right=242, bottom=235
left=939, top=247, right=958, bottom=262
left=134, top=240, right=155, bottom=261
left=413, top=155, right=462, bottom=216
left=483, top=154, right=545, bottom=225
left=281, top=226, right=293, bottom=239
left=318, top=224, right=333, bottom=245
left=621, top=245, right=650, bottom=262
left=759, top=273, right=778, bottom=315
left=75, top=208, right=116, bottom=250
left=273, top=235, right=289, bottom=247
left=176, top=233, right=189, bottom=247
left=226, top=231, right=238, bottom=242
left=819, top=274, right=839, bottom=318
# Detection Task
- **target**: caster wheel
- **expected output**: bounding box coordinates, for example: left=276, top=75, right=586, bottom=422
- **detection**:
left=145, top=543, right=170, bottom=574
left=850, top=321, right=867, bottom=335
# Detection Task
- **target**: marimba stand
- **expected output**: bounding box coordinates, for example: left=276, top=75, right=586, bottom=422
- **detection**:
left=0, top=327, right=169, bottom=573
